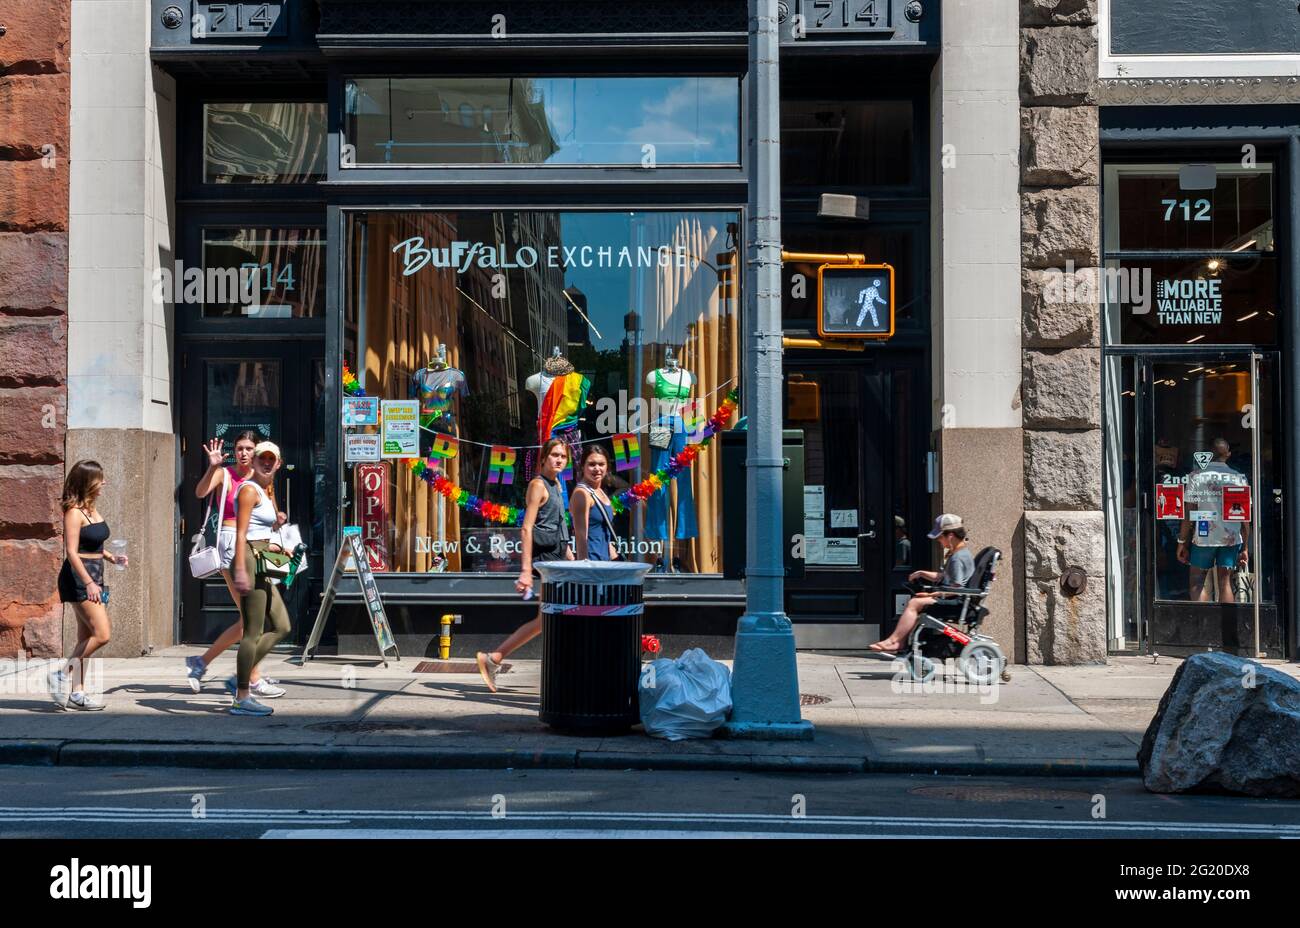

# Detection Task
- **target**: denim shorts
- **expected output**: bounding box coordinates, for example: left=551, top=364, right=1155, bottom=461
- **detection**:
left=1188, top=543, right=1241, bottom=570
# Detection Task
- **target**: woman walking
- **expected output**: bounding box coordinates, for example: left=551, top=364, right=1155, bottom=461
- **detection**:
left=571, top=444, right=619, bottom=562
left=184, top=432, right=285, bottom=698
left=476, top=438, right=573, bottom=692
left=229, top=442, right=294, bottom=717
left=50, top=461, right=127, bottom=710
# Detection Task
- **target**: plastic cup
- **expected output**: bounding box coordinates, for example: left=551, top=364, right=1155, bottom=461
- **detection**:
left=108, top=539, right=127, bottom=571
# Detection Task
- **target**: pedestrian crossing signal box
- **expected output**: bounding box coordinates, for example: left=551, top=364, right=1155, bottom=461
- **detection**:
left=817, top=263, right=895, bottom=339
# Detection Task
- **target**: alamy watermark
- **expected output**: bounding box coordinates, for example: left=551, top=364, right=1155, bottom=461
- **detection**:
left=1042, top=260, right=1152, bottom=314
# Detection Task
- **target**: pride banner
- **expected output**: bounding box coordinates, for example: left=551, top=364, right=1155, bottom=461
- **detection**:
left=487, top=445, right=517, bottom=485
left=428, top=433, right=459, bottom=460
left=611, top=433, right=641, bottom=472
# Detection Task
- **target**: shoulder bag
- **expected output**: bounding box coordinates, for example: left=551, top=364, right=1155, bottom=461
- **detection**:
left=188, top=469, right=228, bottom=579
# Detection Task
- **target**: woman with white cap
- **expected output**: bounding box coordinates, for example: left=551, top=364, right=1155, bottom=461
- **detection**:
left=229, top=441, right=293, bottom=716
left=869, top=513, right=975, bottom=654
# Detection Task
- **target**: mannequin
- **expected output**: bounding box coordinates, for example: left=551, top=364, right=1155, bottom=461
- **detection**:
left=524, top=348, right=590, bottom=504
left=411, top=343, right=468, bottom=456
left=645, top=348, right=698, bottom=562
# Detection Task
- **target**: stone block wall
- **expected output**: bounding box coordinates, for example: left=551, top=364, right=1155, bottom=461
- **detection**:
left=1019, top=0, right=1105, bottom=663
left=0, top=3, right=71, bottom=658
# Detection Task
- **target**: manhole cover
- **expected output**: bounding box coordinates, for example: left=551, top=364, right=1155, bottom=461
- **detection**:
left=800, top=693, right=831, bottom=706
left=909, top=786, right=1094, bottom=803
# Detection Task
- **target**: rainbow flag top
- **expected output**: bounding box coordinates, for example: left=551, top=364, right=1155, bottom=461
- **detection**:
left=537, top=373, right=590, bottom=446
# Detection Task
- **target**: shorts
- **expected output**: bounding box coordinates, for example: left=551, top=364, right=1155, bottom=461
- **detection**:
left=58, top=557, right=106, bottom=604
left=922, top=599, right=966, bottom=622
left=217, top=526, right=237, bottom=571
left=1189, top=543, right=1242, bottom=570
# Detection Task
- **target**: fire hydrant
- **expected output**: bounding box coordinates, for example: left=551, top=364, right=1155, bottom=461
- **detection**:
left=439, top=613, right=462, bottom=660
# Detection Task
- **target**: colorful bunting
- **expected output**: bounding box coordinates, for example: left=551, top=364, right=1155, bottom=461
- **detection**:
left=408, top=458, right=524, bottom=526
left=342, top=362, right=365, bottom=397
left=428, top=433, right=460, bottom=460
left=487, top=445, right=517, bottom=485
left=611, top=433, right=641, bottom=472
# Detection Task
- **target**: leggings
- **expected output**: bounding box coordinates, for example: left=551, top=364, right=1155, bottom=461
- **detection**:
left=236, top=545, right=292, bottom=689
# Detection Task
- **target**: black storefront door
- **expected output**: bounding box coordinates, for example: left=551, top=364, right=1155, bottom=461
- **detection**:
left=179, top=340, right=327, bottom=645
left=782, top=355, right=926, bottom=647
left=1127, top=351, right=1287, bottom=657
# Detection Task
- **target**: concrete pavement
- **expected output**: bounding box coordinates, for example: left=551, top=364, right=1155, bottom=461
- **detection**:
left=2, top=650, right=1296, bottom=776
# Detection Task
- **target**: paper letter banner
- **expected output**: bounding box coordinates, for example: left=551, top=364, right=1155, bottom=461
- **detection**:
left=428, top=433, right=460, bottom=460
left=611, top=433, right=641, bottom=472
left=487, top=445, right=517, bottom=485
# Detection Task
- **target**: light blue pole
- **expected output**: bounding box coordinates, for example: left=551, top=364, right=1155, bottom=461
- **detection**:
left=721, top=0, right=812, bottom=740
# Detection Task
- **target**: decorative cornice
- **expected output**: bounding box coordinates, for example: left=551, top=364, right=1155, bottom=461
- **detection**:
left=1100, top=76, right=1300, bottom=106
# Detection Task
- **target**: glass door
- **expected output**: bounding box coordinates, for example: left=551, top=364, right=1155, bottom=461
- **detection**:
left=1136, top=353, right=1285, bottom=657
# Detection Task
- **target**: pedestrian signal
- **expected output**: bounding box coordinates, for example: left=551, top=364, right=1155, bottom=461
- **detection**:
left=817, top=263, right=895, bottom=339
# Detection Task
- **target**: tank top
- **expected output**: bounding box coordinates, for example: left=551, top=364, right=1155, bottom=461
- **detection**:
left=532, top=474, right=569, bottom=549
left=76, top=511, right=110, bottom=554
left=575, top=483, right=615, bottom=561
left=239, top=480, right=278, bottom=541
left=221, top=466, right=246, bottom=524
left=653, top=368, right=692, bottom=401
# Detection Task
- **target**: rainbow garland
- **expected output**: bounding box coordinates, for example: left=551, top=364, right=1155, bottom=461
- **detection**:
left=408, top=459, right=524, bottom=526
left=403, top=388, right=740, bottom=524
left=343, top=362, right=366, bottom=397
left=611, top=389, right=739, bottom=515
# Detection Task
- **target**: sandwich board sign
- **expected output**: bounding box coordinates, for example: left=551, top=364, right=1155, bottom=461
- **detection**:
left=303, top=527, right=400, bottom=665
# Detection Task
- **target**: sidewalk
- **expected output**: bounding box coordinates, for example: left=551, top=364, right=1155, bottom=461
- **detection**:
left=3, top=650, right=1296, bottom=776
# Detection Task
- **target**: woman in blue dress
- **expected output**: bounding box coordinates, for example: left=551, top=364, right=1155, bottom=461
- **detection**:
left=571, top=444, right=619, bottom=561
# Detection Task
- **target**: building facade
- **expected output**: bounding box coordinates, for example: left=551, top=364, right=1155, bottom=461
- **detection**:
left=0, top=0, right=1294, bottom=665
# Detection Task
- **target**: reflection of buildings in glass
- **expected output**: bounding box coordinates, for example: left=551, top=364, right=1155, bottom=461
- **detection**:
left=205, top=102, right=327, bottom=182
left=565, top=286, right=593, bottom=353
left=454, top=212, right=515, bottom=432
left=504, top=211, right=567, bottom=385
left=231, top=361, right=273, bottom=408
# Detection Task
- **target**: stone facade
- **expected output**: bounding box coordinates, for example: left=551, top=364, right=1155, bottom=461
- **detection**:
left=0, top=3, right=71, bottom=658
left=1019, top=0, right=1105, bottom=663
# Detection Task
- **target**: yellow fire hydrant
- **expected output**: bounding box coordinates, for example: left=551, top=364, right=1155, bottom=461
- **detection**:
left=439, top=614, right=462, bottom=660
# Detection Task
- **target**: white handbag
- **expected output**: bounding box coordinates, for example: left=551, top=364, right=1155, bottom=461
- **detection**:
left=188, top=469, right=228, bottom=579
left=277, top=522, right=304, bottom=554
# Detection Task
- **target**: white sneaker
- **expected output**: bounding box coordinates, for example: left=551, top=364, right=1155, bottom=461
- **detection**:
left=476, top=652, right=501, bottom=693
left=67, top=691, right=105, bottom=711
left=230, top=695, right=273, bottom=716
left=250, top=679, right=286, bottom=699
left=48, top=667, right=70, bottom=708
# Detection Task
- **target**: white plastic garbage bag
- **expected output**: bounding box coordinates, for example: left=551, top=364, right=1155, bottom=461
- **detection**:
left=639, top=648, right=732, bottom=740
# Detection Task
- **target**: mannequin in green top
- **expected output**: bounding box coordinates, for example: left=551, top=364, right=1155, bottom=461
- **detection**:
left=645, top=349, right=698, bottom=546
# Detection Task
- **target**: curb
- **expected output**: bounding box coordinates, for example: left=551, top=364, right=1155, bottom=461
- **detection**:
left=0, top=739, right=1140, bottom=778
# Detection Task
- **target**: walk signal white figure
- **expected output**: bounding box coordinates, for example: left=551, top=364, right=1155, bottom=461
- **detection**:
left=856, top=280, right=887, bottom=328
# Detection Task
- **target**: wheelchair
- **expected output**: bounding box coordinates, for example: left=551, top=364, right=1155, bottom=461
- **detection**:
left=889, top=546, right=1010, bottom=686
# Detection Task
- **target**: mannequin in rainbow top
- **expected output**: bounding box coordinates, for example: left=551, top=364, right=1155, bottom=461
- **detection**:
left=645, top=348, right=698, bottom=552
left=524, top=349, right=591, bottom=508
left=410, top=344, right=468, bottom=458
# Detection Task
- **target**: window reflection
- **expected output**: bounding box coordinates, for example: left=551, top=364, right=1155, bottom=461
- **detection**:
left=203, top=103, right=326, bottom=184
left=344, top=77, right=740, bottom=166
left=202, top=228, right=325, bottom=318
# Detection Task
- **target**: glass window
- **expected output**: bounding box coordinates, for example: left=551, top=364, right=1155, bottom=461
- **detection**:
left=344, top=210, right=742, bottom=575
left=343, top=77, right=740, bottom=166
left=781, top=99, right=913, bottom=188
left=203, top=103, right=327, bottom=184
left=781, top=225, right=916, bottom=330
left=1102, top=162, right=1278, bottom=346
left=202, top=228, right=326, bottom=318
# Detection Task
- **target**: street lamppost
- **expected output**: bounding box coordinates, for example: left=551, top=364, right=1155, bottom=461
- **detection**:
left=721, top=0, right=812, bottom=740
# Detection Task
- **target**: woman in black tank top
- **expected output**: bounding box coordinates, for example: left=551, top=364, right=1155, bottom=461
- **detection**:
left=476, top=438, right=575, bottom=693
left=51, top=461, right=127, bottom=710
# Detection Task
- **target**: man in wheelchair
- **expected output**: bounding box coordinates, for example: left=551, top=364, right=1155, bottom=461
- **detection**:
left=869, top=513, right=974, bottom=655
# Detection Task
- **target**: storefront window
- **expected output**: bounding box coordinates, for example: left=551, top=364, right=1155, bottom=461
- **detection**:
left=343, top=77, right=740, bottom=166
left=203, top=102, right=327, bottom=184
left=781, top=99, right=914, bottom=188
left=343, top=210, right=742, bottom=575
left=202, top=228, right=326, bottom=317
left=1102, top=163, right=1277, bottom=347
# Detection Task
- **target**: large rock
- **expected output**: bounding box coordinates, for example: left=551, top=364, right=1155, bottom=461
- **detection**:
left=0, top=74, right=70, bottom=160
left=1021, top=0, right=1096, bottom=26
left=1024, top=510, right=1104, bottom=578
left=0, top=464, right=63, bottom=534
left=1021, top=106, right=1098, bottom=185
left=0, top=0, right=71, bottom=73
left=1022, top=267, right=1100, bottom=347
left=1021, top=187, right=1099, bottom=268
left=1020, top=26, right=1098, bottom=106
left=1022, top=348, right=1099, bottom=428
left=1025, top=575, right=1106, bottom=664
left=0, top=386, right=66, bottom=464
left=0, top=317, right=66, bottom=385
left=1138, top=652, right=1300, bottom=797
left=0, top=232, right=68, bottom=313
left=1024, top=428, right=1101, bottom=509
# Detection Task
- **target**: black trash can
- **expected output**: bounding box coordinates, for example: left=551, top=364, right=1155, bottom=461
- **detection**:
left=536, top=561, right=652, bottom=734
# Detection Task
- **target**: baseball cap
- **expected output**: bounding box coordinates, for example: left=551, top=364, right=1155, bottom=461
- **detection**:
left=253, top=441, right=282, bottom=462
left=927, top=513, right=963, bottom=539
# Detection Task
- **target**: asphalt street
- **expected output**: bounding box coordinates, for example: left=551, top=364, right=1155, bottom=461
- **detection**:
left=2, top=765, right=1297, bottom=839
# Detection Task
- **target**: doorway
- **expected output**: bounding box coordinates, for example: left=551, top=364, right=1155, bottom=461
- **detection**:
left=783, top=353, right=927, bottom=648
left=1108, top=351, right=1286, bottom=657
left=178, top=340, right=327, bottom=645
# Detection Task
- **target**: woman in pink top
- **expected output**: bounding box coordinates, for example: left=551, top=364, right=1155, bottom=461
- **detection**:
left=185, top=431, right=285, bottom=697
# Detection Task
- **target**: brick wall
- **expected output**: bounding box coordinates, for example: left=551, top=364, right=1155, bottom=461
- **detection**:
left=0, top=2, right=71, bottom=658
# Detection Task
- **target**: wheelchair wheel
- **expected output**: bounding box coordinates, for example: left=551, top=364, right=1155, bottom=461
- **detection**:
left=958, top=641, right=1005, bottom=686
left=904, top=654, right=939, bottom=684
